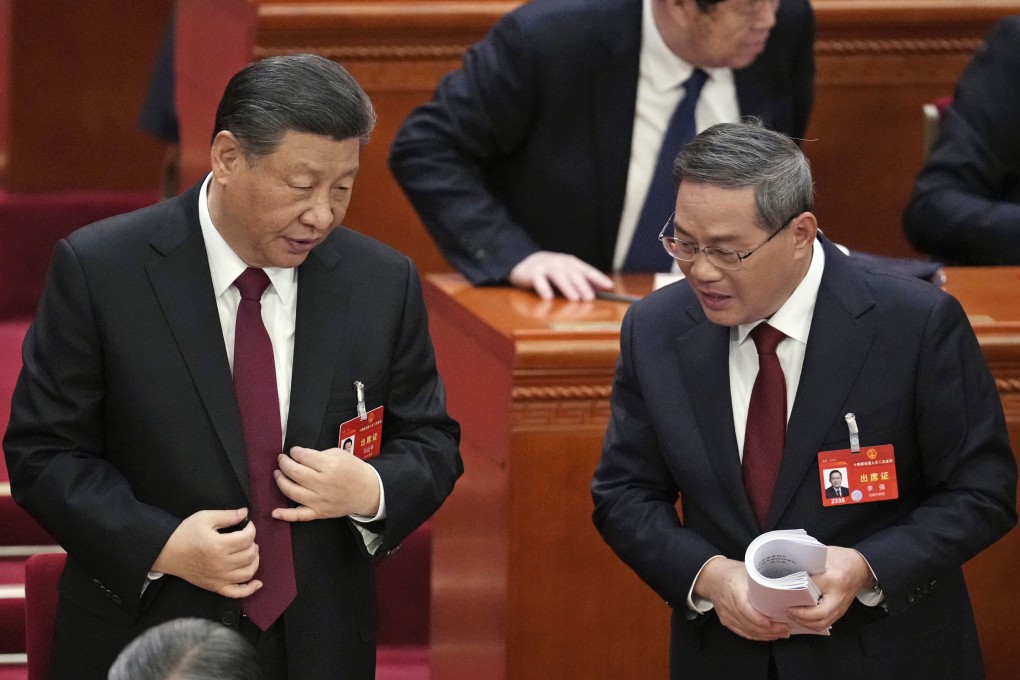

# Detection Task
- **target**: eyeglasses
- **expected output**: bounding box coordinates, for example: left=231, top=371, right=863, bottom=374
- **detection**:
left=657, top=210, right=802, bottom=271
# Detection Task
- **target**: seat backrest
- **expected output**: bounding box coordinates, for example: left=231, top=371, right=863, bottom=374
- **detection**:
left=24, top=552, right=65, bottom=680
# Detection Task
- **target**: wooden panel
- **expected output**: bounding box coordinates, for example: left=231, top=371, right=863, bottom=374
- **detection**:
left=941, top=267, right=1020, bottom=680
left=0, top=0, right=9, bottom=182
left=807, top=0, right=1020, bottom=258
left=4, top=1, right=173, bottom=191
left=425, top=274, right=668, bottom=680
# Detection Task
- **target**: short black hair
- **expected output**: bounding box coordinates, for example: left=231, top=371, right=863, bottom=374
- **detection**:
left=213, top=54, right=377, bottom=159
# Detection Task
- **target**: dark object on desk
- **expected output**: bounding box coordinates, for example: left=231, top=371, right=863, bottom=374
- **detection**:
left=596, top=291, right=643, bottom=304
left=846, top=250, right=945, bottom=286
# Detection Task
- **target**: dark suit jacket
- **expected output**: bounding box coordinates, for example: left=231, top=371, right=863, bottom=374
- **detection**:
left=903, top=16, right=1020, bottom=265
left=592, top=237, right=1016, bottom=679
left=824, top=485, right=850, bottom=499
left=3, top=182, right=463, bottom=679
left=389, top=0, right=815, bottom=284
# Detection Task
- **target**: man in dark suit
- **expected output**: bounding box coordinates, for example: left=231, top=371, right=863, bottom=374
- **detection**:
left=592, top=121, right=1016, bottom=679
left=823, top=470, right=849, bottom=499
left=389, top=0, right=814, bottom=301
left=4, top=55, right=462, bottom=680
left=903, top=15, right=1020, bottom=265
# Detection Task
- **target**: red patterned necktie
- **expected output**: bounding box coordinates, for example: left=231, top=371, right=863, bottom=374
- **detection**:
left=233, top=267, right=296, bottom=630
left=742, top=322, right=788, bottom=528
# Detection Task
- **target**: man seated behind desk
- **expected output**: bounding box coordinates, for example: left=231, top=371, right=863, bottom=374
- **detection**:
left=903, top=15, right=1020, bottom=265
left=390, top=0, right=814, bottom=301
left=591, top=121, right=1016, bottom=680
left=4, top=54, right=463, bottom=680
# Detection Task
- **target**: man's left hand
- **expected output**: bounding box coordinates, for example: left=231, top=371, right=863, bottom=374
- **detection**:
left=785, top=546, right=875, bottom=632
left=272, top=446, right=381, bottom=521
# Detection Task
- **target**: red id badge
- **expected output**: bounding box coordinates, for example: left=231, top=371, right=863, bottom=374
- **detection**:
left=817, top=444, right=898, bottom=506
left=338, top=406, right=384, bottom=460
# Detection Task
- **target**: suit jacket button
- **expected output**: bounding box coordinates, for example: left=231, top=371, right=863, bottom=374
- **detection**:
left=111, top=594, right=123, bottom=605
left=905, top=593, right=915, bottom=604
left=222, top=611, right=238, bottom=626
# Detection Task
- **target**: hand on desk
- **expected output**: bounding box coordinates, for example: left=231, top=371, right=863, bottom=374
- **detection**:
left=273, top=446, right=382, bottom=521
left=152, top=508, right=262, bottom=598
left=509, top=251, right=614, bottom=301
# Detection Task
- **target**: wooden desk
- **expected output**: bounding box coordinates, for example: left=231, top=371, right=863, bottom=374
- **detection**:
left=424, top=268, right=1020, bottom=680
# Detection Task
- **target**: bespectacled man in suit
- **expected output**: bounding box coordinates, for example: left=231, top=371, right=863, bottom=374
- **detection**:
left=592, top=120, right=1016, bottom=680
left=824, top=470, right=850, bottom=499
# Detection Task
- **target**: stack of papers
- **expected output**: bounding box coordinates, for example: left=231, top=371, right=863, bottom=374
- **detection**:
left=744, top=529, right=829, bottom=635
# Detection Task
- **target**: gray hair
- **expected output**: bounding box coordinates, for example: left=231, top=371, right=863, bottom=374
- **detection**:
left=108, top=618, right=262, bottom=680
left=672, top=119, right=814, bottom=233
left=213, top=53, right=377, bottom=159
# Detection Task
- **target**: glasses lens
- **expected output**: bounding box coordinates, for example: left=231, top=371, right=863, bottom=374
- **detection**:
left=705, top=249, right=741, bottom=271
left=664, top=238, right=696, bottom=261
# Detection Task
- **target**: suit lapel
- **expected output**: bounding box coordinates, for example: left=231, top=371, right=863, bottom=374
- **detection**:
left=145, top=186, right=249, bottom=494
left=767, top=240, right=877, bottom=527
left=674, top=300, right=759, bottom=532
left=591, top=0, right=642, bottom=265
left=285, top=236, right=349, bottom=449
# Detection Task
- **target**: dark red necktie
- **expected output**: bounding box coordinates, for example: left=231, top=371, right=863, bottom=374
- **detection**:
left=742, top=323, right=788, bottom=528
left=233, top=267, right=296, bottom=630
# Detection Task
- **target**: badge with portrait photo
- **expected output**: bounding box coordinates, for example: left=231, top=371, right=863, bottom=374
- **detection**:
left=818, top=445, right=899, bottom=506
left=338, top=406, right=384, bottom=460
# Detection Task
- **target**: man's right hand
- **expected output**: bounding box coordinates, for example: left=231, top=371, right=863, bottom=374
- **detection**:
left=692, top=557, right=791, bottom=641
left=152, top=508, right=262, bottom=599
left=509, top=251, right=615, bottom=301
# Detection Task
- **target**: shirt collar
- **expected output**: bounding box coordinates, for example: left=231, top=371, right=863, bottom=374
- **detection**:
left=736, top=237, right=825, bottom=346
left=198, top=173, right=298, bottom=301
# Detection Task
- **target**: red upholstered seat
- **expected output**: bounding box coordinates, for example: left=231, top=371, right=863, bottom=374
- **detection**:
left=0, top=319, right=31, bottom=483
left=23, top=553, right=63, bottom=680
left=376, top=522, right=432, bottom=648
left=0, top=190, right=158, bottom=319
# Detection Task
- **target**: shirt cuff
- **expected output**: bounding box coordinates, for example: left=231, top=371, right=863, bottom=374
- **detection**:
left=348, top=465, right=387, bottom=555
left=687, top=555, right=725, bottom=613
left=142, top=570, right=164, bottom=596
left=852, top=549, right=885, bottom=607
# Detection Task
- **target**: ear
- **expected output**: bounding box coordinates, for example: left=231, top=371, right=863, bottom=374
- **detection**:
left=210, top=131, right=244, bottom=183
left=789, top=211, right=818, bottom=257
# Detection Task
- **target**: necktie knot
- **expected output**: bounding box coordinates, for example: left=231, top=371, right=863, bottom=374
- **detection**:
left=683, top=68, right=708, bottom=100
left=750, top=323, right=785, bottom=356
left=235, top=267, right=271, bottom=302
